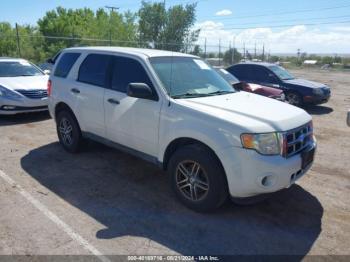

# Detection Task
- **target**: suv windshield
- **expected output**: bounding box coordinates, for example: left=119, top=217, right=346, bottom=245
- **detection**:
left=269, top=65, right=294, bottom=80
left=149, top=57, right=235, bottom=98
left=0, top=61, right=44, bottom=77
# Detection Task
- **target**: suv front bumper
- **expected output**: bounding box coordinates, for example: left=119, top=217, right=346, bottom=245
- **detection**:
left=304, top=92, right=331, bottom=105
left=218, top=141, right=316, bottom=198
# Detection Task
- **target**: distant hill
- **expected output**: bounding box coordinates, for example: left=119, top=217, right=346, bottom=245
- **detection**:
left=272, top=53, right=350, bottom=58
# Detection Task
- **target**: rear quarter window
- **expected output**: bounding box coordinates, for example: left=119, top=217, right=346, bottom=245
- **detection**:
left=54, top=53, right=80, bottom=78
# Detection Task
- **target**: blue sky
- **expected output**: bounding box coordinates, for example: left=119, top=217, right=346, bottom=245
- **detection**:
left=1, top=0, right=350, bottom=53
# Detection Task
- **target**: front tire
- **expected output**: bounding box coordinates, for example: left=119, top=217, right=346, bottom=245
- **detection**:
left=56, top=110, right=83, bottom=153
left=286, top=91, right=303, bottom=107
left=168, top=144, right=228, bottom=212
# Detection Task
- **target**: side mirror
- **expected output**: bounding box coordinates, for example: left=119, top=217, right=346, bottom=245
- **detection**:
left=46, top=58, right=54, bottom=64
left=43, top=69, right=51, bottom=75
left=268, top=73, right=278, bottom=83
left=127, top=83, right=156, bottom=101
left=347, top=110, right=350, bottom=127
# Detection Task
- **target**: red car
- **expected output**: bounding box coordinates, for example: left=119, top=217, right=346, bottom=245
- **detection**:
left=216, top=68, right=286, bottom=101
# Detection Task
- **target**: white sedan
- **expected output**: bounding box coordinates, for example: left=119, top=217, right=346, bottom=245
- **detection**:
left=0, top=58, right=49, bottom=115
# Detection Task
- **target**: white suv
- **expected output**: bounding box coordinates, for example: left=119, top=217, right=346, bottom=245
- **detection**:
left=48, top=47, right=316, bottom=211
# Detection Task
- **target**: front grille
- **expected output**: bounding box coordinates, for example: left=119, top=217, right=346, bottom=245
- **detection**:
left=284, top=122, right=313, bottom=158
left=15, top=89, right=48, bottom=99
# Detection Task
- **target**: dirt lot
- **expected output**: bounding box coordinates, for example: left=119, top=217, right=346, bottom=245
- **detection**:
left=0, top=69, right=349, bottom=259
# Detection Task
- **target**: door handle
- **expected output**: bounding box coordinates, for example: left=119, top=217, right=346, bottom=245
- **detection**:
left=107, top=98, right=120, bottom=105
left=71, top=88, right=80, bottom=94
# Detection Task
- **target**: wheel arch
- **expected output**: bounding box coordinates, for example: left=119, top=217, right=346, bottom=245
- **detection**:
left=162, top=137, right=225, bottom=173
left=54, top=102, right=82, bottom=131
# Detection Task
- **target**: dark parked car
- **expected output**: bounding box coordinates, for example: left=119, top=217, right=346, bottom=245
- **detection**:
left=226, top=62, right=331, bottom=106
left=215, top=68, right=285, bottom=101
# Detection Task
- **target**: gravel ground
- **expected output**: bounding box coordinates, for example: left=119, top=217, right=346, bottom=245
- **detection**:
left=0, top=69, right=349, bottom=259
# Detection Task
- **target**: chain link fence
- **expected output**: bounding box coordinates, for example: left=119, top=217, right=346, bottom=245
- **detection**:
left=0, top=34, right=269, bottom=68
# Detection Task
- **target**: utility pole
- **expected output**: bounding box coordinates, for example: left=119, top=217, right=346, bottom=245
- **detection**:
left=254, top=41, right=257, bottom=59
left=229, top=41, right=232, bottom=64
left=15, top=23, right=21, bottom=57
left=262, top=44, right=265, bottom=61
left=204, top=38, right=207, bottom=59
left=105, top=6, right=119, bottom=46
left=219, top=39, right=221, bottom=66
left=243, top=42, right=246, bottom=61
left=232, top=35, right=236, bottom=64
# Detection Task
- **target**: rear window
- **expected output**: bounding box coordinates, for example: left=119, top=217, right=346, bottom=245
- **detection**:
left=78, top=54, right=111, bottom=87
left=54, top=53, right=80, bottom=78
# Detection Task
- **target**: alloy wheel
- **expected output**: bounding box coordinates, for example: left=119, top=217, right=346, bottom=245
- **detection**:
left=59, top=117, right=73, bottom=146
left=286, top=93, right=301, bottom=106
left=175, top=160, right=209, bottom=202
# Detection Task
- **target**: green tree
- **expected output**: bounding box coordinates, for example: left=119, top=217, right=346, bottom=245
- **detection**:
left=208, top=52, right=216, bottom=58
left=190, top=45, right=202, bottom=56
left=0, top=22, right=17, bottom=57
left=223, top=48, right=242, bottom=64
left=138, top=1, right=199, bottom=52
left=269, top=55, right=280, bottom=63
left=37, top=7, right=138, bottom=59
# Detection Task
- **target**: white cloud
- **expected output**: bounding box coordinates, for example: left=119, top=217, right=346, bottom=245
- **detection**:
left=195, top=21, right=350, bottom=53
left=332, top=26, right=350, bottom=32
left=215, top=9, right=232, bottom=16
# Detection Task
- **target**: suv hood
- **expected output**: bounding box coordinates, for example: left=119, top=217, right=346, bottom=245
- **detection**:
left=284, top=78, right=326, bottom=89
left=0, top=75, right=49, bottom=91
left=177, top=91, right=311, bottom=133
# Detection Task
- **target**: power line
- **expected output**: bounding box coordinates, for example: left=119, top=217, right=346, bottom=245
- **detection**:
left=199, top=3, right=350, bottom=21
left=219, top=14, right=350, bottom=28
left=199, top=20, right=350, bottom=31
left=117, top=0, right=206, bottom=9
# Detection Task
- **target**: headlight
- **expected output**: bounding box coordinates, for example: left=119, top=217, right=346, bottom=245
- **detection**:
left=313, top=88, right=323, bottom=95
left=241, top=132, right=282, bottom=155
left=0, top=85, right=22, bottom=99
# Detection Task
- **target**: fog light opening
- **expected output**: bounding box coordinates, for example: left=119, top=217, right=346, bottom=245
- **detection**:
left=2, top=105, right=16, bottom=110
left=261, top=175, right=275, bottom=187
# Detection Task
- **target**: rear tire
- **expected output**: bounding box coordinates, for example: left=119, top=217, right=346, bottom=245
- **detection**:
left=56, top=110, right=83, bottom=153
left=286, top=91, right=303, bottom=107
left=168, top=144, right=228, bottom=212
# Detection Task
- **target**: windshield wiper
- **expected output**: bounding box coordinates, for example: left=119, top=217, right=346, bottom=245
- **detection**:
left=171, top=93, right=213, bottom=99
left=207, top=90, right=235, bottom=95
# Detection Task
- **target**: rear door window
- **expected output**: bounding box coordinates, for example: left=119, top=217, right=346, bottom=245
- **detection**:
left=228, top=65, right=251, bottom=81
left=54, top=53, right=80, bottom=78
left=78, top=54, right=111, bottom=87
left=251, top=66, right=270, bottom=82
left=111, top=56, right=154, bottom=93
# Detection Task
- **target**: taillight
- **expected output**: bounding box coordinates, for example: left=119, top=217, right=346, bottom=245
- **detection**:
left=47, top=80, right=52, bottom=96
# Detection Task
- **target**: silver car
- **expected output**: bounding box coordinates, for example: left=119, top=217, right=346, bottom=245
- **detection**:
left=0, top=58, right=49, bottom=115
